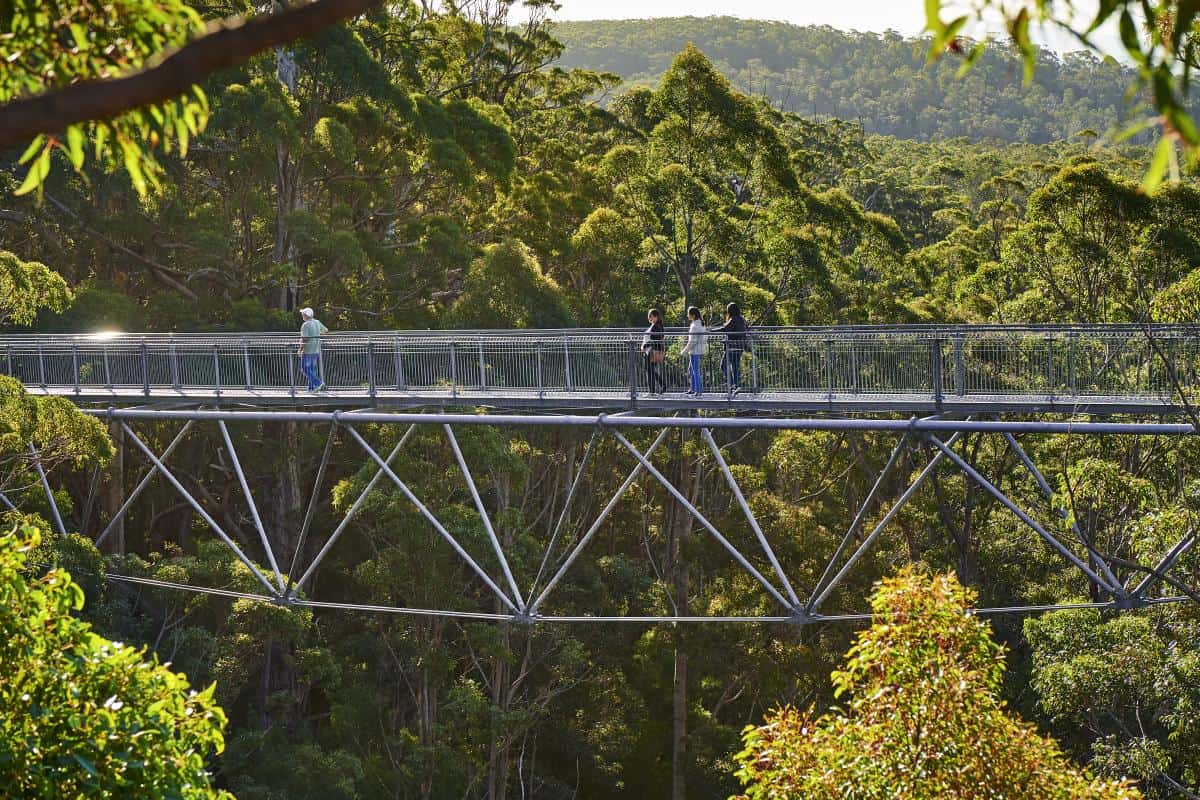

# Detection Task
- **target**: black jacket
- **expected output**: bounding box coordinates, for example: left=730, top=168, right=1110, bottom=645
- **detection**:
left=712, top=316, right=749, bottom=349
left=644, top=320, right=665, bottom=352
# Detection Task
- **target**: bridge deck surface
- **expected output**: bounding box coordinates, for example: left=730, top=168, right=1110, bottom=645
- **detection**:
left=3, top=325, right=1192, bottom=416
left=26, top=386, right=1180, bottom=416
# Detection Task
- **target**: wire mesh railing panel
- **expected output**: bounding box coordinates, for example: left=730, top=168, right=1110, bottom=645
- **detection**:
left=0, top=328, right=1192, bottom=407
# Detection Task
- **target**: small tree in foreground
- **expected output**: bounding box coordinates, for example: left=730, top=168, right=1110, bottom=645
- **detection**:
left=0, top=523, right=233, bottom=799
left=733, top=569, right=1140, bottom=800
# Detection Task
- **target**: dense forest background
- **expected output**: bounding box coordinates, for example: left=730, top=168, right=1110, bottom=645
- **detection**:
left=553, top=17, right=1149, bottom=143
left=3, top=4, right=1200, bottom=799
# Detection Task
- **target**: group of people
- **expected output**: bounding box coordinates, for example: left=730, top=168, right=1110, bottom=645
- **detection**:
left=297, top=303, right=753, bottom=396
left=641, top=302, right=750, bottom=396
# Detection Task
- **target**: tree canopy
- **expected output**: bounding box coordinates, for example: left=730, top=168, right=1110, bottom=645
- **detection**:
left=733, top=569, right=1141, bottom=800
left=0, top=523, right=232, bottom=798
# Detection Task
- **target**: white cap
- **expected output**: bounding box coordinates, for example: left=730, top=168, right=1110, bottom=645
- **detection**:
left=300, top=307, right=314, bottom=317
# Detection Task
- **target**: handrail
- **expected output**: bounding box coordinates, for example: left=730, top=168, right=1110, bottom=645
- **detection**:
left=0, top=323, right=1195, bottom=342
left=0, top=324, right=1191, bottom=410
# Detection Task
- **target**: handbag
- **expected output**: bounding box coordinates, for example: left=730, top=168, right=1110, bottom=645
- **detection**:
left=649, top=348, right=665, bottom=364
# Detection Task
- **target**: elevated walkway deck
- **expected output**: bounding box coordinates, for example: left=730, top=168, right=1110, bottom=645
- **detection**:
left=2, top=325, right=1190, bottom=416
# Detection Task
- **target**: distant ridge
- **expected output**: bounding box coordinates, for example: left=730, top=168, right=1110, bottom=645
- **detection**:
left=552, top=17, right=1142, bottom=144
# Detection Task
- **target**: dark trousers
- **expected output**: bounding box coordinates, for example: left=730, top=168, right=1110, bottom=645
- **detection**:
left=722, top=348, right=743, bottom=388
left=644, top=350, right=666, bottom=392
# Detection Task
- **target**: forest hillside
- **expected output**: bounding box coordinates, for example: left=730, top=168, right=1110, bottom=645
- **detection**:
left=553, top=17, right=1143, bottom=143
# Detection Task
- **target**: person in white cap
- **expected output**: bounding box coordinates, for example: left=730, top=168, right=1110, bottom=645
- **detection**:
left=297, top=307, right=328, bottom=392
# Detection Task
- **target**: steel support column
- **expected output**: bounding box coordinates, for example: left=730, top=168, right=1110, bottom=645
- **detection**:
left=287, top=421, right=338, bottom=594
left=121, top=423, right=279, bottom=597
left=95, top=421, right=195, bottom=549
left=610, top=429, right=794, bottom=612
left=444, top=424, right=525, bottom=611
left=925, top=434, right=1117, bottom=593
left=29, top=443, right=66, bottom=537
left=530, top=429, right=600, bottom=600
left=218, top=420, right=286, bottom=592
left=1002, top=432, right=1122, bottom=591
left=529, top=428, right=671, bottom=615
left=701, top=427, right=801, bottom=607
left=1132, top=527, right=1198, bottom=599
left=343, top=425, right=519, bottom=613
left=807, top=434, right=962, bottom=614
left=290, top=423, right=418, bottom=595
left=807, top=432, right=910, bottom=612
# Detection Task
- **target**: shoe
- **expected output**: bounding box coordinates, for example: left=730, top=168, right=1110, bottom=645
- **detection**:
left=732, top=386, right=741, bottom=395
left=686, top=390, right=696, bottom=396
left=315, top=382, right=327, bottom=392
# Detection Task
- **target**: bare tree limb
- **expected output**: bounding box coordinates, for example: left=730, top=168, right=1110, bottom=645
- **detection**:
left=0, top=0, right=383, bottom=148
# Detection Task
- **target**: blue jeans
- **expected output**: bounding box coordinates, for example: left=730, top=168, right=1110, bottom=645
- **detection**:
left=689, top=354, right=703, bottom=393
left=301, top=353, right=322, bottom=390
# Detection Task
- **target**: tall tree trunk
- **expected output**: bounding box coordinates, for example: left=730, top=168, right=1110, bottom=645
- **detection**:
left=667, top=431, right=697, bottom=800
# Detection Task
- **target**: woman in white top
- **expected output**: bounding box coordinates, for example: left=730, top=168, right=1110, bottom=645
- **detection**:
left=680, top=305, right=707, bottom=395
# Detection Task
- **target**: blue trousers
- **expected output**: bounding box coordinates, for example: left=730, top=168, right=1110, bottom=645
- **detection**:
left=301, top=353, right=322, bottom=390
left=689, top=354, right=703, bottom=393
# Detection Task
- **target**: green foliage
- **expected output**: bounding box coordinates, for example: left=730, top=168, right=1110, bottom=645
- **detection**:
left=733, top=569, right=1141, bottom=799
left=555, top=18, right=1144, bottom=145
left=0, top=0, right=208, bottom=197
left=447, top=238, right=573, bottom=329
left=0, top=250, right=72, bottom=325
left=924, top=0, right=1200, bottom=188
left=0, top=523, right=232, bottom=798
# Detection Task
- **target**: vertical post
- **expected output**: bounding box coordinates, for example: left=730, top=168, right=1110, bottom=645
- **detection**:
left=242, top=339, right=252, bottom=390
left=628, top=336, right=638, bottom=401
left=477, top=338, right=486, bottom=390
left=367, top=338, right=377, bottom=401
left=169, top=339, right=180, bottom=390
left=823, top=339, right=833, bottom=401
left=213, top=344, right=222, bottom=398
left=394, top=336, right=405, bottom=390
left=953, top=333, right=965, bottom=396
left=931, top=338, right=944, bottom=410
left=71, top=341, right=80, bottom=394
left=449, top=341, right=458, bottom=398
left=288, top=346, right=297, bottom=398
left=317, top=345, right=325, bottom=390
left=1067, top=332, right=1076, bottom=397
left=750, top=335, right=759, bottom=394
left=536, top=341, right=544, bottom=399
left=141, top=341, right=150, bottom=397
left=4, top=344, right=11, bottom=378
left=1046, top=335, right=1055, bottom=400
left=850, top=336, right=860, bottom=394
left=36, top=341, right=45, bottom=388
left=564, top=339, right=573, bottom=392
left=102, top=344, right=112, bottom=388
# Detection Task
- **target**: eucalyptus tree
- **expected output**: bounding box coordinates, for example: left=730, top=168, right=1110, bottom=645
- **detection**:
left=596, top=45, right=796, bottom=316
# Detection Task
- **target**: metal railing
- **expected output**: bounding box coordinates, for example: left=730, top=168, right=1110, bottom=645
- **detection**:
left=0, top=325, right=1192, bottom=407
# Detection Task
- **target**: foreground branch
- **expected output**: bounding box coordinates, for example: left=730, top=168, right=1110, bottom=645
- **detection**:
left=0, top=0, right=382, bottom=148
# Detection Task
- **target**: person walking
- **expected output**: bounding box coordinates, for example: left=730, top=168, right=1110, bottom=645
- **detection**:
left=297, top=307, right=328, bottom=392
left=712, top=302, right=749, bottom=394
left=642, top=308, right=666, bottom=394
left=681, top=305, right=707, bottom=396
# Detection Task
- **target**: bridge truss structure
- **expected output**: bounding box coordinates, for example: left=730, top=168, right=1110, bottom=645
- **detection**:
left=4, top=324, right=1198, bottom=624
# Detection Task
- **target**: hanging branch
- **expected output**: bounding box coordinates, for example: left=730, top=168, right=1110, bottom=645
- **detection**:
left=0, top=0, right=382, bottom=148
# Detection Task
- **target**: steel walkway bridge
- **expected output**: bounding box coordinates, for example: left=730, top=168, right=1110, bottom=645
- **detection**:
left=2, top=324, right=1195, bottom=414
left=6, top=325, right=1199, bottom=626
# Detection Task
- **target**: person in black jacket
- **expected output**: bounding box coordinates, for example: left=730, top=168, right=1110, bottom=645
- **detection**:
left=712, top=302, right=749, bottom=394
left=641, top=308, right=666, bottom=394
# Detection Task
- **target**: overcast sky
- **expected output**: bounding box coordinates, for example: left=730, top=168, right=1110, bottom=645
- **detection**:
left=539, top=0, right=1125, bottom=58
